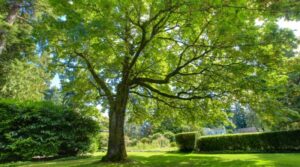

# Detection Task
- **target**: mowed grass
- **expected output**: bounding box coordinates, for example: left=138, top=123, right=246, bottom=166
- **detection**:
left=1, top=152, right=300, bottom=167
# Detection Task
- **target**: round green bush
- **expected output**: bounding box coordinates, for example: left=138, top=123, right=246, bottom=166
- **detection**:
left=128, top=138, right=138, bottom=147
left=151, top=133, right=164, bottom=140
left=0, top=99, right=100, bottom=162
left=140, top=137, right=151, bottom=144
left=170, top=142, right=177, bottom=147
left=152, top=136, right=170, bottom=148
left=163, top=131, right=175, bottom=142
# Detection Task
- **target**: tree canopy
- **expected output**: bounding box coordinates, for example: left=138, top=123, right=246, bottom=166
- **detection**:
left=38, top=0, right=298, bottom=121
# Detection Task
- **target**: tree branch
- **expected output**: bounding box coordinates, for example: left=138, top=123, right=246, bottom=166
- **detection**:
left=130, top=90, right=184, bottom=109
left=132, top=49, right=212, bottom=85
left=137, top=82, right=212, bottom=100
left=75, top=51, right=114, bottom=104
left=128, top=3, right=182, bottom=70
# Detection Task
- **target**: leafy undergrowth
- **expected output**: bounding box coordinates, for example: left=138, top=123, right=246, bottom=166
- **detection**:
left=1, top=152, right=300, bottom=167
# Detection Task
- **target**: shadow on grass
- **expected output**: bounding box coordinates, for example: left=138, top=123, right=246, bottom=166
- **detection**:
left=75, top=154, right=263, bottom=167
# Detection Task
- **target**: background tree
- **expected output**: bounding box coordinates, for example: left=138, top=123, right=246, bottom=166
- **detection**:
left=0, top=0, right=23, bottom=55
left=44, top=87, right=63, bottom=104
left=0, top=58, right=49, bottom=100
left=36, top=0, right=300, bottom=162
left=231, top=103, right=247, bottom=129
left=0, top=0, right=50, bottom=100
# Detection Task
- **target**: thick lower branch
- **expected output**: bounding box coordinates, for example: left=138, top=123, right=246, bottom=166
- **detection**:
left=136, top=82, right=212, bottom=100
left=75, top=51, right=114, bottom=105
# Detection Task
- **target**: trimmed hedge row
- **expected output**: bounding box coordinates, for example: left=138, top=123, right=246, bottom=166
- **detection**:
left=175, top=132, right=196, bottom=152
left=196, top=130, right=300, bottom=152
left=0, top=99, right=100, bottom=162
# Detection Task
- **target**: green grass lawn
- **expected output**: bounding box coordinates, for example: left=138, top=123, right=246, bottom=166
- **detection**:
left=1, top=152, right=300, bottom=167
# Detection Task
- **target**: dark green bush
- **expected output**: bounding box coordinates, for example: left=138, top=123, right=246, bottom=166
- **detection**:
left=196, top=130, right=300, bottom=152
left=0, top=99, right=100, bottom=162
left=128, top=138, right=138, bottom=147
left=175, top=132, right=196, bottom=152
left=150, top=133, right=163, bottom=140
left=170, top=142, right=177, bottom=147
left=140, top=137, right=151, bottom=144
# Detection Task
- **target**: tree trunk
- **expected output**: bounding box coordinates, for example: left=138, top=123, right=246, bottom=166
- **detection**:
left=0, top=1, right=22, bottom=55
left=101, top=83, right=129, bottom=162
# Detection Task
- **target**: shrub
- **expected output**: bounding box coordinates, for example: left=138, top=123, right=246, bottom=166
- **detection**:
left=196, top=130, right=300, bottom=152
left=170, top=142, right=177, bottom=147
left=150, top=133, right=163, bottom=140
left=163, top=131, right=175, bottom=142
left=140, top=137, right=151, bottom=144
left=98, top=132, right=109, bottom=150
left=136, top=141, right=148, bottom=150
left=175, top=132, right=196, bottom=152
left=152, top=136, right=170, bottom=148
left=124, top=135, right=130, bottom=147
left=0, top=99, right=100, bottom=162
left=128, top=138, right=138, bottom=147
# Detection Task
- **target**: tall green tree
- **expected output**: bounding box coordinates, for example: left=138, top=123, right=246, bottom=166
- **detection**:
left=0, top=59, right=49, bottom=100
left=0, top=0, right=50, bottom=100
left=0, top=0, right=22, bottom=55
left=231, top=103, right=247, bottom=129
left=0, top=0, right=37, bottom=58
left=37, top=0, right=300, bottom=161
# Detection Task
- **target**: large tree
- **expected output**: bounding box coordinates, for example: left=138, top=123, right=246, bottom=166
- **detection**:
left=36, top=0, right=300, bottom=162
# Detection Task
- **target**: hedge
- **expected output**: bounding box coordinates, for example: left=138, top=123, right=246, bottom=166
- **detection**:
left=175, top=132, right=196, bottom=152
left=0, top=99, right=100, bottom=162
left=196, top=130, right=300, bottom=152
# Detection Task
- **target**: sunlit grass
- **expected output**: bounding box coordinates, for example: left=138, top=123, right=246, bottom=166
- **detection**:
left=1, top=152, right=300, bottom=167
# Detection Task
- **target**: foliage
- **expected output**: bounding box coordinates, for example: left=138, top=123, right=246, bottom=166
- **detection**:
left=163, top=131, right=175, bottom=142
left=132, top=138, right=170, bottom=150
left=126, top=133, right=173, bottom=150
left=98, top=132, right=109, bottom=151
left=152, top=136, right=170, bottom=148
left=0, top=0, right=51, bottom=101
left=140, top=137, right=151, bottom=144
left=151, top=118, right=188, bottom=134
left=127, top=138, right=138, bottom=147
left=196, top=130, right=300, bottom=152
left=170, top=142, right=177, bottom=147
left=36, top=0, right=300, bottom=126
left=278, top=57, right=300, bottom=129
left=135, top=141, right=150, bottom=150
left=27, top=0, right=300, bottom=161
left=175, top=132, right=196, bottom=152
left=44, top=87, right=64, bottom=105
left=248, top=95, right=300, bottom=131
left=0, top=59, right=49, bottom=100
left=234, top=58, right=300, bottom=131
left=0, top=0, right=35, bottom=57
left=0, top=99, right=101, bottom=162
left=231, top=103, right=247, bottom=129
left=150, top=133, right=163, bottom=140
